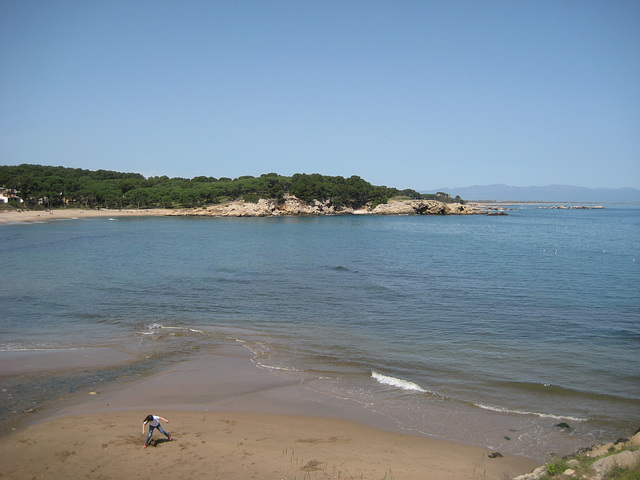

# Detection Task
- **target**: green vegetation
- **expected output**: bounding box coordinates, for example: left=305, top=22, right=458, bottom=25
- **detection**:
left=544, top=459, right=571, bottom=476
left=539, top=444, right=640, bottom=480
left=0, top=164, right=463, bottom=210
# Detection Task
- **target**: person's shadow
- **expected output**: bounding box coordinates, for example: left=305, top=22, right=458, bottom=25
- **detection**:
left=149, top=438, right=172, bottom=447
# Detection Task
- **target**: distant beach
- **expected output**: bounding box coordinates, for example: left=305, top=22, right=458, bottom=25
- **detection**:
left=0, top=208, right=172, bottom=224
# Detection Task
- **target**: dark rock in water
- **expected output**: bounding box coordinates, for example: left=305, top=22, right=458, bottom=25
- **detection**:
left=555, top=422, right=571, bottom=429
left=616, top=437, right=629, bottom=444
left=503, top=436, right=511, bottom=441
left=488, top=452, right=503, bottom=458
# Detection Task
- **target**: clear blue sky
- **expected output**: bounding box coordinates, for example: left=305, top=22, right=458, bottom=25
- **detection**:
left=1, top=1, right=639, bottom=190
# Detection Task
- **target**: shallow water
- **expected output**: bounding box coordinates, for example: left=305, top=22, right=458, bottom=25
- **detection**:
left=1, top=206, right=638, bottom=457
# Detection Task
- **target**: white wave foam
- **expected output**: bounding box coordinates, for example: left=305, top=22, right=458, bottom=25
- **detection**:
left=140, top=323, right=204, bottom=335
left=0, top=340, right=73, bottom=351
left=0, top=346, right=76, bottom=352
left=474, top=403, right=587, bottom=422
left=371, top=371, right=428, bottom=393
left=254, top=361, right=300, bottom=373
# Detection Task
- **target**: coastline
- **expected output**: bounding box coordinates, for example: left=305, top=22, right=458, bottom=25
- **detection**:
left=0, top=208, right=173, bottom=225
left=0, top=345, right=539, bottom=480
left=0, top=197, right=484, bottom=225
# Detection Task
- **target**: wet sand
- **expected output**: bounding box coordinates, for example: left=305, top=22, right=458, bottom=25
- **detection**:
left=0, top=347, right=136, bottom=375
left=0, top=345, right=538, bottom=479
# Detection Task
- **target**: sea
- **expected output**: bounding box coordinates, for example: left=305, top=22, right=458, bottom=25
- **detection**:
left=1, top=205, right=639, bottom=460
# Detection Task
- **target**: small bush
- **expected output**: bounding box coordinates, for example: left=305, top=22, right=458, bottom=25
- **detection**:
left=545, top=459, right=569, bottom=476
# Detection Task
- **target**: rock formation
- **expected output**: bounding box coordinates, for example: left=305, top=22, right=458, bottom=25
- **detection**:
left=167, top=196, right=485, bottom=218
left=371, top=199, right=480, bottom=215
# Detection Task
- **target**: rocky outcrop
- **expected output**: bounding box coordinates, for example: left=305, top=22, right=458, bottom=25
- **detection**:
left=591, top=450, right=640, bottom=478
left=442, top=202, right=483, bottom=215
left=167, top=196, right=485, bottom=218
left=371, top=199, right=480, bottom=215
left=168, top=196, right=343, bottom=218
left=513, top=431, right=640, bottom=480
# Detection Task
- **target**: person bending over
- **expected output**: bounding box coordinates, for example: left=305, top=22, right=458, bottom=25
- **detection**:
left=142, top=414, right=172, bottom=448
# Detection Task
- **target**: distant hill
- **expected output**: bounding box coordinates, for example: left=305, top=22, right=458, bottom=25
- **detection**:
left=428, top=184, right=640, bottom=203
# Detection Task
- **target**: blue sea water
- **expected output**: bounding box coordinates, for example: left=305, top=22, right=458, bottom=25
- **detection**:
left=1, top=206, right=639, bottom=458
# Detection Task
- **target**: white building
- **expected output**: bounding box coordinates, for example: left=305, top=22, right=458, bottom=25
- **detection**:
left=0, top=190, right=23, bottom=204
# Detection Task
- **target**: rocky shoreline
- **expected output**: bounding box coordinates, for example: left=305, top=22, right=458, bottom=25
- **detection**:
left=512, top=430, right=640, bottom=480
left=167, top=195, right=486, bottom=218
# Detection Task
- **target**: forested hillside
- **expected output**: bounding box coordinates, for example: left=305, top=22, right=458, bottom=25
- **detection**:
left=0, top=164, right=461, bottom=210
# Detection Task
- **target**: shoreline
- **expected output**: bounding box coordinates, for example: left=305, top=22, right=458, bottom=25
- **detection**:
left=0, top=345, right=539, bottom=479
left=0, top=201, right=626, bottom=226
left=0, top=197, right=483, bottom=224
left=0, top=208, right=173, bottom=224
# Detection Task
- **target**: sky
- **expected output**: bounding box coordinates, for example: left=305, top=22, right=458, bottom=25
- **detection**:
left=1, top=1, right=639, bottom=191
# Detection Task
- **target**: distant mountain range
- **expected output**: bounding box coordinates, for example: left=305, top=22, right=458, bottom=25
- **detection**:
left=429, top=184, right=640, bottom=203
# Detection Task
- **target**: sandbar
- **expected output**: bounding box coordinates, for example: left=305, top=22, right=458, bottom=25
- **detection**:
left=0, top=347, right=135, bottom=376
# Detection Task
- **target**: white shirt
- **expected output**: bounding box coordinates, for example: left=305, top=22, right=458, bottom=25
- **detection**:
left=146, top=415, right=160, bottom=427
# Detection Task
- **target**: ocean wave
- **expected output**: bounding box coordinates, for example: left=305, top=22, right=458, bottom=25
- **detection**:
left=332, top=266, right=351, bottom=272
left=0, top=346, right=75, bottom=352
left=239, top=341, right=269, bottom=358
left=0, top=341, right=72, bottom=351
left=371, top=371, right=429, bottom=393
left=139, top=323, right=205, bottom=335
left=241, top=341, right=301, bottom=373
left=474, top=403, right=587, bottom=422
left=499, top=380, right=639, bottom=405
left=253, top=361, right=301, bottom=373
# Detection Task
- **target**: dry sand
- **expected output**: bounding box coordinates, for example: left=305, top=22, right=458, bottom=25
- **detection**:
left=0, top=208, right=173, bottom=224
left=0, top=410, right=537, bottom=480
left=0, top=347, right=539, bottom=479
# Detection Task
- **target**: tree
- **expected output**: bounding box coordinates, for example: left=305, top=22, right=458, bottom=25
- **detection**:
left=0, top=164, right=462, bottom=210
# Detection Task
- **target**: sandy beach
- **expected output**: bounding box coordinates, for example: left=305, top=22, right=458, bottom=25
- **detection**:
left=0, top=346, right=539, bottom=479
left=0, top=411, right=538, bottom=480
left=0, top=208, right=173, bottom=224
